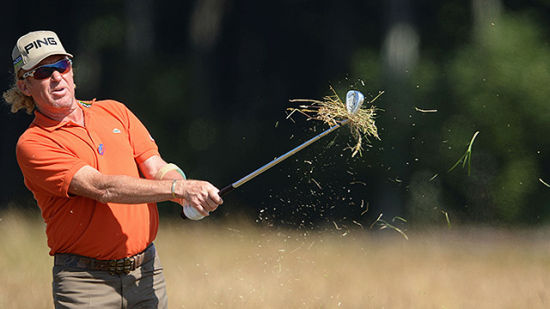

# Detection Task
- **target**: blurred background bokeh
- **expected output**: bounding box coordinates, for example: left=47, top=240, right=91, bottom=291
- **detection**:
left=2, top=0, right=550, bottom=229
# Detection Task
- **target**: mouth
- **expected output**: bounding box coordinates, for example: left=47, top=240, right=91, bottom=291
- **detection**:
left=51, top=86, right=68, bottom=97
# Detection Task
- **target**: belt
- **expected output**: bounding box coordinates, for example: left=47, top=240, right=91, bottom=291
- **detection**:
left=54, top=243, right=154, bottom=275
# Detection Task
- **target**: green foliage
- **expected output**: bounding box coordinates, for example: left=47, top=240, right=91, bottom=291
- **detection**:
left=449, top=13, right=549, bottom=222
left=492, top=158, right=537, bottom=221
left=350, top=10, right=550, bottom=225
left=84, top=15, right=125, bottom=50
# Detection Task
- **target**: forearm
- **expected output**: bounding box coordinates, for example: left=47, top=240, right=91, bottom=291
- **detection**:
left=70, top=165, right=222, bottom=214
left=86, top=175, right=218, bottom=208
left=96, top=175, right=175, bottom=204
left=70, top=170, right=176, bottom=204
left=90, top=156, right=184, bottom=204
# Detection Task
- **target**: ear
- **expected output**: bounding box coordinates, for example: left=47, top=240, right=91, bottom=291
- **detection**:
left=16, top=79, right=32, bottom=96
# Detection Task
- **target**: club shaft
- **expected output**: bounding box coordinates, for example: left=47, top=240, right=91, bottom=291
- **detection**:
left=181, top=120, right=348, bottom=219
left=227, top=119, right=349, bottom=192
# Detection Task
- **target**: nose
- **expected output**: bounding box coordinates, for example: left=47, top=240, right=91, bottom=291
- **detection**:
left=51, top=70, right=63, bottom=81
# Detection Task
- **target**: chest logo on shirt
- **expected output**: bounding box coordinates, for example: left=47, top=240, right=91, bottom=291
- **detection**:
left=98, top=144, right=105, bottom=155
left=113, top=128, right=121, bottom=134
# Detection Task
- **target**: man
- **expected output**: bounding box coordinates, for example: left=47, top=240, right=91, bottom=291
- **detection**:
left=3, top=30, right=223, bottom=308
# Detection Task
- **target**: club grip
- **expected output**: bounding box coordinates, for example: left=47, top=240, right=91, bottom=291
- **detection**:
left=218, top=184, right=234, bottom=197
left=180, top=184, right=235, bottom=220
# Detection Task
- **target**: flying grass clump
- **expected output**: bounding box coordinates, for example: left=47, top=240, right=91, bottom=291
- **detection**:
left=288, top=87, right=382, bottom=157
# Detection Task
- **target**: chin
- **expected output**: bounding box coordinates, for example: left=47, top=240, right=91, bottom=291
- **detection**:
left=52, top=96, right=75, bottom=108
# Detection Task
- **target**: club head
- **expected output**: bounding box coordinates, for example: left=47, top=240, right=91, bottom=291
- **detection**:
left=345, top=90, right=364, bottom=115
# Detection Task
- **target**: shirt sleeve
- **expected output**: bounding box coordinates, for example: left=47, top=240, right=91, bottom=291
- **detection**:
left=16, top=135, right=88, bottom=198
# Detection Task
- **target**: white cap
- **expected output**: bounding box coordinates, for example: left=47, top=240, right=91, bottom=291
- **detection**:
left=12, top=30, right=73, bottom=73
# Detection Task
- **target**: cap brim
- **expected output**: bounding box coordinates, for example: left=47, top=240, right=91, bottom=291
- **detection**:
left=21, top=51, right=73, bottom=71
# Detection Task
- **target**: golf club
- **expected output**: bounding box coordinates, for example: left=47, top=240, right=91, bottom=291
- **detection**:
left=182, top=90, right=365, bottom=220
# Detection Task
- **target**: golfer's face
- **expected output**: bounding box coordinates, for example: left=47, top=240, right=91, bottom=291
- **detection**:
left=20, top=55, right=77, bottom=117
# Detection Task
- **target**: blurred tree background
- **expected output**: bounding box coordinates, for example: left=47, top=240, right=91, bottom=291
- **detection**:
left=1, top=0, right=549, bottom=228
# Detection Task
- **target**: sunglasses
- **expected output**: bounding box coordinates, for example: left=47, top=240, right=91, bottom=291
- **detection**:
left=21, top=58, right=72, bottom=80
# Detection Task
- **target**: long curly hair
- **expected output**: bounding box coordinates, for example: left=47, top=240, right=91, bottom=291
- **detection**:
left=3, top=72, right=36, bottom=114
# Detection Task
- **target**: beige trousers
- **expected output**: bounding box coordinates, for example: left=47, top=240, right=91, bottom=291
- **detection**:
left=52, top=245, right=167, bottom=308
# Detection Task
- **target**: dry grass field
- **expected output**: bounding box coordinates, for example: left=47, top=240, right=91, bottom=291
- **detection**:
left=1, top=210, right=549, bottom=308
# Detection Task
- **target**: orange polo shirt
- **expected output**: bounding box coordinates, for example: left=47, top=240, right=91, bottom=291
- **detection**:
left=16, top=99, right=160, bottom=260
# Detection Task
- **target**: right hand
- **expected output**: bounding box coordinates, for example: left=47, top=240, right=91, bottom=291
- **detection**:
left=175, top=180, right=223, bottom=216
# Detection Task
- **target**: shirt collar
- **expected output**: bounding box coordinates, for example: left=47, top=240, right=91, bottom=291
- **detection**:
left=31, top=99, right=95, bottom=132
